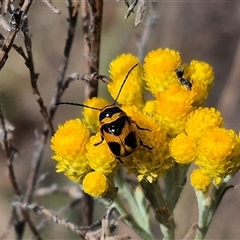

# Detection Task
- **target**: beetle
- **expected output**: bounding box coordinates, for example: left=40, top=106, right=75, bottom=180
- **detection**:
left=175, top=67, right=193, bottom=90
left=56, top=63, right=152, bottom=163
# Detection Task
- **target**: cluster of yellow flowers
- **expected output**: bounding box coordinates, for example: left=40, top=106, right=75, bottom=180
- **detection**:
left=170, top=107, right=240, bottom=191
left=51, top=48, right=240, bottom=198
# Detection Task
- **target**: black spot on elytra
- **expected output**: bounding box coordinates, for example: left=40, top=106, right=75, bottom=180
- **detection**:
left=108, top=142, right=121, bottom=157
left=125, top=131, right=137, bottom=149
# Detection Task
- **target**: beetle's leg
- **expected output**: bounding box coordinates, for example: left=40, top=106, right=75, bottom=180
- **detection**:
left=140, top=139, right=153, bottom=150
left=94, top=135, right=104, bottom=146
left=116, top=157, right=124, bottom=164
left=129, top=119, right=150, bottom=131
left=135, top=123, right=151, bottom=132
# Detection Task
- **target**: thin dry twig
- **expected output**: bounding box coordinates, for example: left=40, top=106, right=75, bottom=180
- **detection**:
left=14, top=202, right=86, bottom=238
left=41, top=0, right=61, bottom=14
left=12, top=18, right=54, bottom=209
left=0, top=0, right=11, bottom=14
left=49, top=0, right=80, bottom=116
left=135, top=0, right=146, bottom=26
left=64, top=72, right=109, bottom=85
left=0, top=0, right=34, bottom=70
left=14, top=202, right=122, bottom=240
left=0, top=106, right=42, bottom=239
left=35, top=197, right=83, bottom=233
left=124, top=0, right=138, bottom=20
left=22, top=2, right=81, bottom=236
left=24, top=20, right=54, bottom=134
left=34, top=184, right=83, bottom=199
left=82, top=0, right=103, bottom=99
left=0, top=107, right=20, bottom=196
left=81, top=72, right=110, bottom=84
left=13, top=27, right=54, bottom=136
left=0, top=33, right=5, bottom=47
left=21, top=0, right=80, bottom=207
left=137, top=1, right=158, bottom=62
left=183, top=223, right=199, bottom=240
left=19, top=3, right=81, bottom=238
left=0, top=15, right=11, bottom=31
left=80, top=0, right=104, bottom=226
left=123, top=0, right=148, bottom=26
left=78, top=206, right=118, bottom=232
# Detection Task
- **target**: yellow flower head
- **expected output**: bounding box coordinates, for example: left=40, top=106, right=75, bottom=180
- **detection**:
left=108, top=54, right=143, bottom=107
left=185, top=61, right=214, bottom=105
left=170, top=133, right=196, bottom=164
left=122, top=105, right=172, bottom=183
left=154, top=83, right=196, bottom=135
left=82, top=97, right=110, bottom=132
left=85, top=132, right=119, bottom=176
left=82, top=171, right=109, bottom=197
left=186, top=107, right=224, bottom=141
left=51, top=119, right=90, bottom=182
left=187, top=60, right=214, bottom=86
left=196, top=128, right=240, bottom=185
left=143, top=100, right=155, bottom=116
left=143, top=48, right=181, bottom=95
left=190, top=168, right=211, bottom=192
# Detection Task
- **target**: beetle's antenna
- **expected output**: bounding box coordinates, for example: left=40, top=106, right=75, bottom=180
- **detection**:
left=114, top=63, right=139, bottom=104
left=56, top=102, right=102, bottom=111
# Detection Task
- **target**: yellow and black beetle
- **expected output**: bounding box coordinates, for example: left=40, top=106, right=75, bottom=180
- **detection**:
left=56, top=63, right=152, bottom=163
left=175, top=67, right=193, bottom=90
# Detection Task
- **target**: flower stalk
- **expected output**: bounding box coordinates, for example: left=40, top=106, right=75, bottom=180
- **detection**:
left=195, top=177, right=234, bottom=240
left=164, top=162, right=190, bottom=211
left=141, top=180, right=175, bottom=240
left=114, top=169, right=151, bottom=234
left=113, top=195, right=154, bottom=240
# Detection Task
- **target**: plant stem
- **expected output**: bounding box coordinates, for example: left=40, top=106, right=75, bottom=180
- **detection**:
left=194, top=181, right=233, bottom=240
left=113, top=195, right=154, bottom=240
left=141, top=180, right=175, bottom=240
left=194, top=190, right=214, bottom=240
left=114, top=169, right=151, bottom=234
left=164, top=163, right=190, bottom=211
